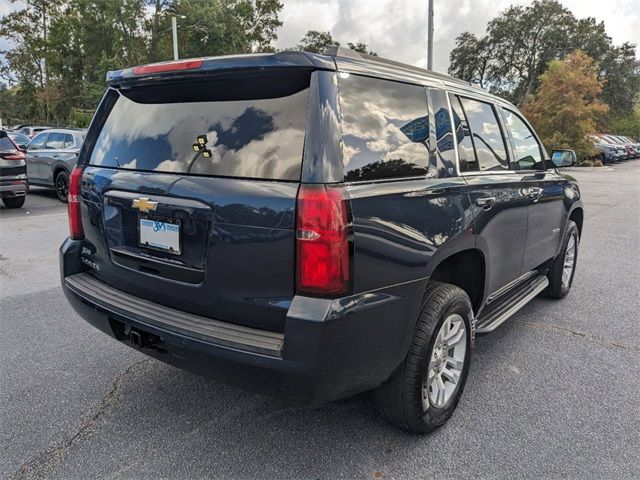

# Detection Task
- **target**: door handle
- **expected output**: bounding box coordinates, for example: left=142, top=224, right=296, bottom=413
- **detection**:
left=52, top=154, right=59, bottom=158
left=475, top=196, right=496, bottom=209
left=527, top=187, right=543, bottom=199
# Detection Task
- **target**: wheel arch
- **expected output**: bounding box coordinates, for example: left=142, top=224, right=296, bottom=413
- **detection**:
left=569, top=206, right=584, bottom=238
left=426, top=247, right=486, bottom=314
left=53, top=164, right=70, bottom=181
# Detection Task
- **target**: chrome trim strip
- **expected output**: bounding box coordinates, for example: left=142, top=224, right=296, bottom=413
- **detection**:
left=476, top=276, right=549, bottom=334
left=486, top=270, right=538, bottom=304
left=65, top=273, right=284, bottom=357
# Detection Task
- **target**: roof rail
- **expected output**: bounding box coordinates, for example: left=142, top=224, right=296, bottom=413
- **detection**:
left=322, top=46, right=476, bottom=88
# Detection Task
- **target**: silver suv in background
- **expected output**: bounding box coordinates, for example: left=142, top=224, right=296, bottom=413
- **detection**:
left=18, top=126, right=52, bottom=138
left=25, top=129, right=86, bottom=202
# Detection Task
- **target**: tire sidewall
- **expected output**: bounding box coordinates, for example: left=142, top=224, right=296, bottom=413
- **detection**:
left=559, top=222, right=579, bottom=296
left=417, top=293, right=474, bottom=428
left=55, top=171, right=69, bottom=203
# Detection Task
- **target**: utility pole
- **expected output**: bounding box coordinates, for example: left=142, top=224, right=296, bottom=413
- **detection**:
left=427, top=0, right=434, bottom=70
left=171, top=16, right=179, bottom=60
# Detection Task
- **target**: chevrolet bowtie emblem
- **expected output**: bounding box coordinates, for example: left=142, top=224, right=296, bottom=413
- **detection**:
left=132, top=197, right=158, bottom=213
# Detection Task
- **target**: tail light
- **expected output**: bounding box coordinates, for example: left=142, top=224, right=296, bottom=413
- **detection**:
left=133, top=59, right=203, bottom=75
left=68, top=167, right=84, bottom=240
left=296, top=184, right=351, bottom=296
left=0, top=149, right=25, bottom=161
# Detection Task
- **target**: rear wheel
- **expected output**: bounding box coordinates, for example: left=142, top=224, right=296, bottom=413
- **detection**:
left=376, top=282, right=474, bottom=433
left=55, top=171, right=69, bottom=203
left=544, top=220, right=579, bottom=298
left=2, top=196, right=26, bottom=209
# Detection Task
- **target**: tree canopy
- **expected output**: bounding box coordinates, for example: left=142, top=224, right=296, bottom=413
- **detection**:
left=523, top=51, right=609, bottom=160
left=448, top=0, right=639, bottom=119
left=293, top=30, right=376, bottom=56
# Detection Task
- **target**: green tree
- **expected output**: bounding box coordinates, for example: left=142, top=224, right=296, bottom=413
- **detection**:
left=609, top=104, right=640, bottom=139
left=523, top=51, right=609, bottom=161
left=295, top=30, right=338, bottom=53
left=448, top=0, right=639, bottom=112
left=346, top=42, right=377, bottom=56
left=146, top=0, right=176, bottom=62
left=293, top=30, right=376, bottom=55
left=0, top=0, right=63, bottom=123
left=176, top=0, right=283, bottom=58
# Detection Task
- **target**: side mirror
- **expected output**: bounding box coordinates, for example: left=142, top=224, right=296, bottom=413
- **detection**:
left=551, top=149, right=576, bottom=168
left=17, top=145, right=27, bottom=152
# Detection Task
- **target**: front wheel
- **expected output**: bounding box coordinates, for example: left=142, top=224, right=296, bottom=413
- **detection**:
left=544, top=220, right=579, bottom=298
left=376, top=282, right=474, bottom=434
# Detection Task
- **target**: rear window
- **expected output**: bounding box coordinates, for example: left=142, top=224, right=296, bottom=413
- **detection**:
left=0, top=135, right=15, bottom=150
left=88, top=73, right=310, bottom=181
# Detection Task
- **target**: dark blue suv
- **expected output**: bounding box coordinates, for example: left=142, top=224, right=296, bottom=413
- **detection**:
left=60, top=48, right=583, bottom=433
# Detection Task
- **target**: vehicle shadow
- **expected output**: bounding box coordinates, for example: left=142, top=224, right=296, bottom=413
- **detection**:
left=104, top=356, right=447, bottom=478
left=86, top=318, right=540, bottom=479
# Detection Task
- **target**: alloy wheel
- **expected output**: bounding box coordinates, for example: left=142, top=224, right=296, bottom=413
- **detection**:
left=56, top=174, right=69, bottom=202
left=422, top=313, right=467, bottom=410
left=562, top=234, right=577, bottom=288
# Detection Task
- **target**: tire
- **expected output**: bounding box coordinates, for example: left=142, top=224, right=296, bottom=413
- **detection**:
left=55, top=170, right=69, bottom=203
left=2, top=196, right=26, bottom=209
left=544, top=220, right=579, bottom=299
left=375, top=281, right=474, bottom=434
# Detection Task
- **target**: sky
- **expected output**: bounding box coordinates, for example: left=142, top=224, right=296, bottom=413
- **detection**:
left=0, top=0, right=639, bottom=73
left=273, top=0, right=640, bottom=71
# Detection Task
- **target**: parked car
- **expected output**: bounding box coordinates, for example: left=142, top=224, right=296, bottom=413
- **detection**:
left=7, top=131, right=31, bottom=150
left=24, top=128, right=86, bottom=202
left=18, top=125, right=51, bottom=138
left=610, top=135, right=640, bottom=158
left=589, top=135, right=622, bottom=164
left=598, top=135, right=629, bottom=160
left=0, top=130, right=28, bottom=208
left=599, top=134, right=631, bottom=160
left=60, top=48, right=584, bottom=433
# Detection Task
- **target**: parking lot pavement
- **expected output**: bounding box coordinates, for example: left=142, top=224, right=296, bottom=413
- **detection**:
left=1, top=164, right=639, bottom=479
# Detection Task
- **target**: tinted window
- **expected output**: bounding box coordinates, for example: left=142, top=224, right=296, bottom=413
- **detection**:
left=28, top=133, right=48, bottom=150
left=450, top=96, right=478, bottom=172
left=0, top=136, right=15, bottom=150
left=64, top=134, right=75, bottom=149
left=46, top=132, right=66, bottom=149
left=89, top=77, right=309, bottom=180
left=503, top=109, right=543, bottom=170
left=459, top=97, right=508, bottom=171
left=340, top=75, right=428, bottom=181
left=9, top=132, right=30, bottom=147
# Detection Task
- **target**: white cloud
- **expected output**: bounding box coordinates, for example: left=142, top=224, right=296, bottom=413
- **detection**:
left=274, top=0, right=640, bottom=72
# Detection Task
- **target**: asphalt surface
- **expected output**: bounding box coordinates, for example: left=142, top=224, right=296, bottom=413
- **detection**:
left=1, top=166, right=639, bottom=479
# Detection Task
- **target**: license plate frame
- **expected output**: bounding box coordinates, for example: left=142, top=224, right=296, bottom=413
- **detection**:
left=138, top=213, right=182, bottom=255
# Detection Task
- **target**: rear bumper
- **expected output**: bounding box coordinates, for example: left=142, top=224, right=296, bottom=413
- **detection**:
left=60, top=238, right=425, bottom=404
left=0, top=175, right=28, bottom=197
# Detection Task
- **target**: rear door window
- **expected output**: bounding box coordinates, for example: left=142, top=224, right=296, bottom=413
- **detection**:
left=88, top=74, right=310, bottom=181
left=45, top=132, right=66, bottom=150
left=458, top=97, right=509, bottom=172
left=339, top=74, right=429, bottom=182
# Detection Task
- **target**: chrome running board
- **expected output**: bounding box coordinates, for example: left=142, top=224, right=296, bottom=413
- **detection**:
left=475, top=275, right=549, bottom=334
